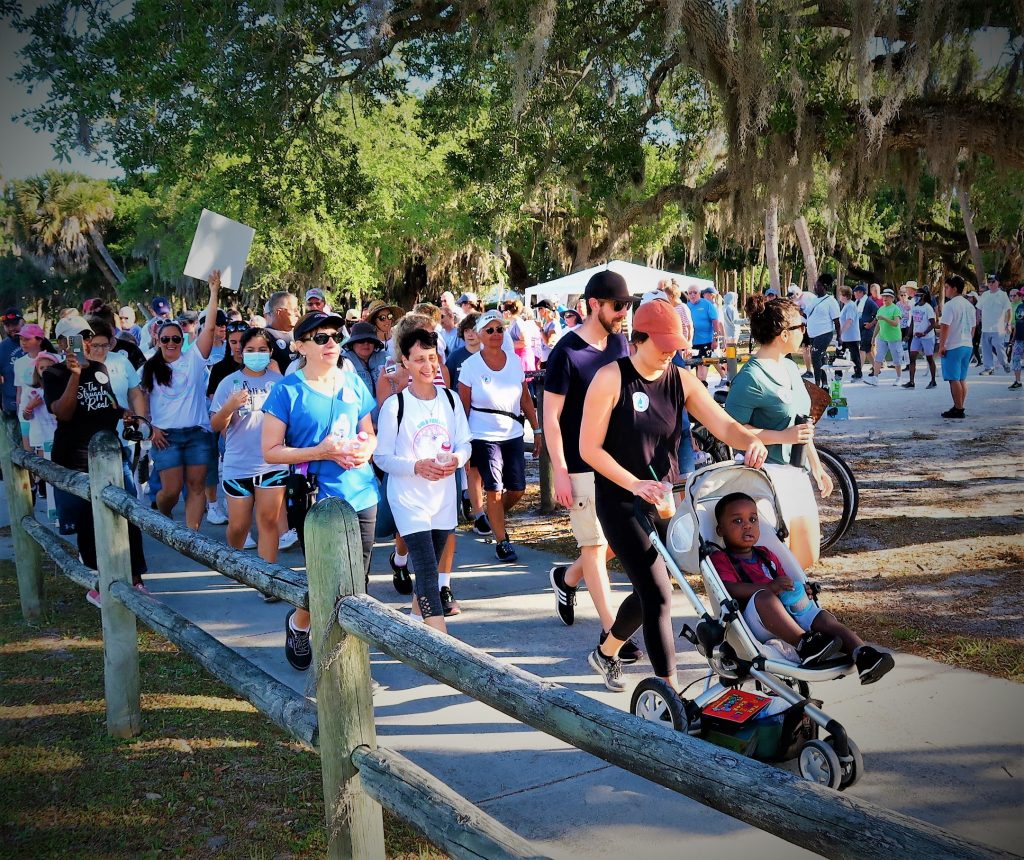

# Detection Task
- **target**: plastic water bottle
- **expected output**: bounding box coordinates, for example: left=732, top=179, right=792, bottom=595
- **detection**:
left=342, top=430, right=369, bottom=456
left=780, top=579, right=810, bottom=614
left=830, top=374, right=843, bottom=401
left=233, top=379, right=249, bottom=417
left=435, top=442, right=453, bottom=466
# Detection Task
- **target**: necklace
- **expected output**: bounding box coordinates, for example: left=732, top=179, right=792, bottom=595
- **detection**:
left=409, top=386, right=441, bottom=422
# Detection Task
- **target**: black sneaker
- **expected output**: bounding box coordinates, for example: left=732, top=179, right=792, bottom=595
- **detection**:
left=473, top=513, right=493, bottom=536
left=495, top=538, right=518, bottom=563
left=795, top=631, right=842, bottom=667
left=440, top=585, right=461, bottom=616
left=601, top=630, right=644, bottom=665
left=549, top=564, right=576, bottom=626
left=901, top=381, right=914, bottom=388
left=284, top=609, right=312, bottom=671
left=390, top=551, right=412, bottom=595
left=801, top=371, right=813, bottom=380
left=1010, top=381, right=1022, bottom=390
left=851, top=373, right=863, bottom=380
left=588, top=647, right=626, bottom=692
left=940, top=407, right=965, bottom=419
left=855, top=645, right=894, bottom=684
left=926, top=380, right=937, bottom=389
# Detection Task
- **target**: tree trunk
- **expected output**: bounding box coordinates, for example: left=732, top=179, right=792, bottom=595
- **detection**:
left=572, top=222, right=593, bottom=272
left=917, top=244, right=925, bottom=289
left=793, top=216, right=818, bottom=290
left=87, top=226, right=126, bottom=285
left=956, top=185, right=985, bottom=289
left=765, top=197, right=781, bottom=294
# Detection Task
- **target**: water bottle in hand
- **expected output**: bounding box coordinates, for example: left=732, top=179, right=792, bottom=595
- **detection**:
left=434, top=442, right=453, bottom=467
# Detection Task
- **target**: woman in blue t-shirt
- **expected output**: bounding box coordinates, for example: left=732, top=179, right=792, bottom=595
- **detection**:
left=262, top=311, right=379, bottom=671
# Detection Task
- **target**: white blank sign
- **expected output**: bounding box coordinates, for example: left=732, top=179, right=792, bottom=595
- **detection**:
left=183, top=209, right=255, bottom=291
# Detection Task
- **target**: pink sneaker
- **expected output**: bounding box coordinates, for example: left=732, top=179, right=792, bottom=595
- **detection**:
left=86, top=589, right=101, bottom=608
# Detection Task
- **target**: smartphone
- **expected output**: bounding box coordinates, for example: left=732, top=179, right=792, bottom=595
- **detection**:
left=69, top=334, right=87, bottom=364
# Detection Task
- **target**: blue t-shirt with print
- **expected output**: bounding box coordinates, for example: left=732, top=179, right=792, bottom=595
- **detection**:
left=1014, top=302, right=1024, bottom=342
left=687, top=298, right=719, bottom=344
left=261, top=369, right=379, bottom=512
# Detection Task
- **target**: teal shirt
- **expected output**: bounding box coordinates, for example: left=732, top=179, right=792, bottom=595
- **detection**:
left=724, top=357, right=811, bottom=466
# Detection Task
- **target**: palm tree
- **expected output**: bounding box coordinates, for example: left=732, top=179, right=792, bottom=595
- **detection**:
left=10, top=170, right=125, bottom=286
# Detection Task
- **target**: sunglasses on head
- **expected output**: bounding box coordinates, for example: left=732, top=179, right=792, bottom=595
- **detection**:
left=160, top=335, right=183, bottom=344
left=226, top=321, right=249, bottom=333
left=301, top=331, right=344, bottom=345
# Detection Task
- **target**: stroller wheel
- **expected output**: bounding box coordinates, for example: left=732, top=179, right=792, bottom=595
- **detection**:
left=798, top=739, right=842, bottom=789
left=826, top=736, right=864, bottom=790
left=630, top=678, right=688, bottom=732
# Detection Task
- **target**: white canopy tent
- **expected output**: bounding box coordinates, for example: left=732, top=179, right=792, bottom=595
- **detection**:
left=523, top=260, right=714, bottom=308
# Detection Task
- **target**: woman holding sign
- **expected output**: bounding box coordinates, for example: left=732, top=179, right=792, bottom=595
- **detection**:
left=141, top=271, right=221, bottom=530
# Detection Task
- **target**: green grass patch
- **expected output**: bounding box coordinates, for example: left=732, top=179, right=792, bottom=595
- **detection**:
left=0, top=560, right=446, bottom=858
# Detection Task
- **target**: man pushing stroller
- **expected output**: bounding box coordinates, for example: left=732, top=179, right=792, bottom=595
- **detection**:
left=711, top=492, right=894, bottom=684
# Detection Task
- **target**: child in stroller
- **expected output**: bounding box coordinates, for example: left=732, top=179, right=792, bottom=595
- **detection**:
left=711, top=491, right=894, bottom=684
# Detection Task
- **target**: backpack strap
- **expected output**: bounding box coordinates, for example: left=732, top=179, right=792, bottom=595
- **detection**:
left=397, top=387, right=455, bottom=435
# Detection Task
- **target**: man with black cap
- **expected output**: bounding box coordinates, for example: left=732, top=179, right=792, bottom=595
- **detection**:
left=544, top=269, right=644, bottom=664
left=0, top=308, right=25, bottom=418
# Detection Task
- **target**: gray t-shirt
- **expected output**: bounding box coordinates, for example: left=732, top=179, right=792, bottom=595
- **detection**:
left=210, top=369, right=283, bottom=480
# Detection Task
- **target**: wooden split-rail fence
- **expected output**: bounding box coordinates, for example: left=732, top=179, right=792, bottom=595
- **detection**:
left=0, top=418, right=1011, bottom=860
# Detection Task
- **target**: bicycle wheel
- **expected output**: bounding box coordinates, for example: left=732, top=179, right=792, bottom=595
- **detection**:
left=815, top=445, right=859, bottom=525
left=813, top=447, right=856, bottom=553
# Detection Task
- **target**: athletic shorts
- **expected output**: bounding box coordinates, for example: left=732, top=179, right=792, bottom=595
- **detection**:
left=859, top=331, right=873, bottom=353
left=910, top=334, right=936, bottom=355
left=743, top=588, right=824, bottom=642
left=941, top=345, right=971, bottom=382
left=874, top=339, right=902, bottom=363
left=1012, top=341, right=1024, bottom=373
left=470, top=436, right=526, bottom=493
left=222, top=468, right=290, bottom=499
left=568, top=471, right=606, bottom=548
left=151, top=426, right=218, bottom=474
left=692, top=342, right=714, bottom=359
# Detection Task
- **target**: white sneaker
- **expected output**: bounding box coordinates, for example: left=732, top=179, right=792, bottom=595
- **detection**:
left=206, top=501, right=228, bottom=525
left=242, top=534, right=257, bottom=549
left=278, top=528, right=299, bottom=550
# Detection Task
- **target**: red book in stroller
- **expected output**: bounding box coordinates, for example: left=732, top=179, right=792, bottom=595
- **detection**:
left=704, top=690, right=772, bottom=724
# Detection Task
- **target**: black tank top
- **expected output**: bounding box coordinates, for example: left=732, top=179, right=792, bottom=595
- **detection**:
left=595, top=357, right=685, bottom=501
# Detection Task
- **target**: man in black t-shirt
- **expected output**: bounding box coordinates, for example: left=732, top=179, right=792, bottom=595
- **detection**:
left=542, top=270, right=642, bottom=663
left=43, top=315, right=148, bottom=599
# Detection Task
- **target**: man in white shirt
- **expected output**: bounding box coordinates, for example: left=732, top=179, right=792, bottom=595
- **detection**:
left=804, top=274, right=841, bottom=387
left=938, top=275, right=976, bottom=419
left=977, top=274, right=1012, bottom=375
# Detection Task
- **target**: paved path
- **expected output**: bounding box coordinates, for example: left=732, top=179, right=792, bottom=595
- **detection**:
left=2, top=370, right=1021, bottom=858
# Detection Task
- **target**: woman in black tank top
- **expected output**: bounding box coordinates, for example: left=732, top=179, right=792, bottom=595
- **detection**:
left=579, top=299, right=767, bottom=692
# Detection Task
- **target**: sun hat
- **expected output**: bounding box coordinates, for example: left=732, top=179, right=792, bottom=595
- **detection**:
left=561, top=308, right=582, bottom=324
left=293, top=311, right=345, bottom=340
left=341, top=321, right=384, bottom=349
left=365, top=299, right=404, bottom=323
left=632, top=298, right=687, bottom=351
left=54, top=315, right=94, bottom=341
left=18, top=323, right=45, bottom=339
left=881, top=288, right=896, bottom=297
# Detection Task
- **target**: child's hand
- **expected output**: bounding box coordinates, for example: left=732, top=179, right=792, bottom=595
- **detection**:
left=770, top=575, right=795, bottom=595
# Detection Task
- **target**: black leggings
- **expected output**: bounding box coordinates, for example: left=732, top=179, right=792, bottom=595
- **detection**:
left=597, top=495, right=675, bottom=678
left=403, top=528, right=451, bottom=619
left=809, top=332, right=833, bottom=387
left=841, top=340, right=863, bottom=376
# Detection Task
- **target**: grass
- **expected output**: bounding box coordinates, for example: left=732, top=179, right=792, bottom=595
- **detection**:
left=0, top=560, right=447, bottom=859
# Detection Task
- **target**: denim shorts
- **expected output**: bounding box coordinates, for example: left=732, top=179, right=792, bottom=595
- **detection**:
left=151, top=426, right=218, bottom=474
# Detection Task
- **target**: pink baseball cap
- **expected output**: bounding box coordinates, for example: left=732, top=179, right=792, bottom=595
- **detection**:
left=19, top=323, right=45, bottom=339
left=33, top=351, right=60, bottom=366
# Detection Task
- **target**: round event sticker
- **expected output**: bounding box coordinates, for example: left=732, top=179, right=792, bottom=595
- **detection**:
left=632, top=391, right=650, bottom=412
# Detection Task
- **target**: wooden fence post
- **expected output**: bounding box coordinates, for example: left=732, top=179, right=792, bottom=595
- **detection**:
left=305, top=497, right=385, bottom=859
left=0, top=416, right=44, bottom=620
left=88, top=431, right=141, bottom=738
left=537, top=390, right=554, bottom=513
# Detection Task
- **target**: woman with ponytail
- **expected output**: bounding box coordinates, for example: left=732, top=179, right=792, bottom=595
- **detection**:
left=724, top=294, right=834, bottom=569
left=142, top=271, right=221, bottom=530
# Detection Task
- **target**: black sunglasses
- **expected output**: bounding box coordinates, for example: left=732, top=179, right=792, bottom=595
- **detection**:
left=160, top=335, right=183, bottom=344
left=482, top=325, right=504, bottom=335
left=226, top=322, right=250, bottom=333
left=374, top=312, right=395, bottom=322
left=601, top=300, right=630, bottom=312
left=786, top=323, right=807, bottom=333
left=301, top=331, right=344, bottom=345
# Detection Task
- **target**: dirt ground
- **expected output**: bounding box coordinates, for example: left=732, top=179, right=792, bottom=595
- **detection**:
left=504, top=421, right=1024, bottom=682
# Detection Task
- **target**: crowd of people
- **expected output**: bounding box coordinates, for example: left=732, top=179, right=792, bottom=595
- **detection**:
left=4, top=261, right=1012, bottom=690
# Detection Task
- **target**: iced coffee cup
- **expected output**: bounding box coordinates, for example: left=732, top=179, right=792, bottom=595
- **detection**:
left=655, top=482, right=676, bottom=519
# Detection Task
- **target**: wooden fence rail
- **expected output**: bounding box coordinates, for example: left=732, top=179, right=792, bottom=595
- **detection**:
left=0, top=421, right=1013, bottom=860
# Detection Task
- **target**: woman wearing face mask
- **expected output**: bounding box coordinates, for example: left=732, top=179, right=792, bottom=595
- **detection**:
left=210, top=328, right=287, bottom=588
left=208, top=321, right=250, bottom=396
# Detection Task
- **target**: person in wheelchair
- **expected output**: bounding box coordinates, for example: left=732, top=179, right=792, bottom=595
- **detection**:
left=711, top=492, right=894, bottom=685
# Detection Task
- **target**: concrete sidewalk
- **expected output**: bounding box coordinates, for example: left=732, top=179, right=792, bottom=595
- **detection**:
left=2, top=501, right=1021, bottom=858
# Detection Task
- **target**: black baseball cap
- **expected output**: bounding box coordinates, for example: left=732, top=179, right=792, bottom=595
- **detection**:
left=199, top=309, right=228, bottom=327
left=583, top=270, right=632, bottom=302
left=294, top=310, right=345, bottom=340
left=853, top=283, right=867, bottom=293
left=2, top=308, right=23, bottom=323
left=535, top=299, right=555, bottom=311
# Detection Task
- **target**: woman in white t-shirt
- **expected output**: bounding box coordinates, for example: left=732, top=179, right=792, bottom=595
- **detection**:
left=458, top=310, right=540, bottom=564
left=375, top=327, right=471, bottom=631
left=210, top=328, right=286, bottom=579
left=142, top=272, right=221, bottom=530
left=905, top=291, right=937, bottom=389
